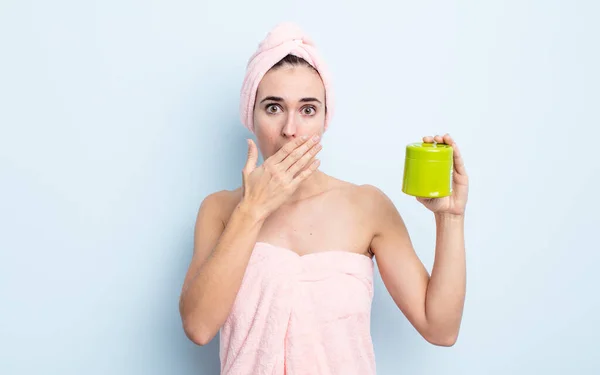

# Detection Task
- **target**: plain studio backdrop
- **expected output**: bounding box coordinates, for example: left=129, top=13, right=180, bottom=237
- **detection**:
left=1, top=0, right=598, bottom=374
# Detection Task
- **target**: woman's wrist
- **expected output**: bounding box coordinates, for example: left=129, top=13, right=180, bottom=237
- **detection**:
left=235, top=200, right=267, bottom=226
left=434, top=212, right=465, bottom=223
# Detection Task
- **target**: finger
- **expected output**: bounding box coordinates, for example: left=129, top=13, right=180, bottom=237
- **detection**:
left=287, top=141, right=322, bottom=176
left=268, top=135, right=315, bottom=165
left=243, top=139, right=258, bottom=175
left=433, top=134, right=444, bottom=143
left=451, top=142, right=467, bottom=176
left=442, top=133, right=453, bottom=145
left=423, top=135, right=434, bottom=143
left=289, top=158, right=320, bottom=188
left=416, top=196, right=433, bottom=205
left=278, top=134, right=321, bottom=170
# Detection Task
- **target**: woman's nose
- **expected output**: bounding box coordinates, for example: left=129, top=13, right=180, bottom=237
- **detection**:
left=281, top=113, right=297, bottom=137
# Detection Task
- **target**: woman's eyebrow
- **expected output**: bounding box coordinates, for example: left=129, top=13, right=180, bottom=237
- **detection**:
left=259, top=96, right=283, bottom=103
left=299, top=97, right=322, bottom=104
left=259, top=96, right=322, bottom=104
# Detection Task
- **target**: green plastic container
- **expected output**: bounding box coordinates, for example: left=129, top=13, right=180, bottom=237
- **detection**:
left=402, top=142, right=453, bottom=198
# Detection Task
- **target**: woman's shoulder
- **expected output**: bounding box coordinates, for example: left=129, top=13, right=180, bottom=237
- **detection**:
left=323, top=174, right=388, bottom=198
left=322, top=175, right=395, bottom=212
left=198, top=187, right=243, bottom=223
left=201, top=187, right=242, bottom=205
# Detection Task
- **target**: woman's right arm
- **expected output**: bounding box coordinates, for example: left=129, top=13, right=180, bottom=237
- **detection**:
left=179, top=193, right=264, bottom=346
left=179, top=134, right=322, bottom=346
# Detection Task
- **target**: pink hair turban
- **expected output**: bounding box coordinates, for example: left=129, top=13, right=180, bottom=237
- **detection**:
left=239, top=22, right=334, bottom=133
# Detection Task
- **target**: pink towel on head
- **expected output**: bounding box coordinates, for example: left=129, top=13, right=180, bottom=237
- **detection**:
left=219, top=242, right=376, bottom=375
left=239, top=22, right=335, bottom=133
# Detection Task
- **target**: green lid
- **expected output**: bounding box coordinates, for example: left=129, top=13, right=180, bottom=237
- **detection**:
left=405, top=142, right=453, bottom=161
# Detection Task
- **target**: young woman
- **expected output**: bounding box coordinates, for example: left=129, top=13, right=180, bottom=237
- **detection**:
left=179, top=22, right=469, bottom=375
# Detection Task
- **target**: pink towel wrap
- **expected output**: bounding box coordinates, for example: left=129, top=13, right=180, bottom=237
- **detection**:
left=219, top=242, right=376, bottom=375
left=239, top=22, right=335, bottom=133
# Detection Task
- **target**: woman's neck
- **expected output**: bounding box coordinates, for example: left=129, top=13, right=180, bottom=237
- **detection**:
left=286, top=170, right=329, bottom=204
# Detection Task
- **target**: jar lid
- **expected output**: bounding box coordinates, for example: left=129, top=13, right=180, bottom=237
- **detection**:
left=405, top=142, right=453, bottom=161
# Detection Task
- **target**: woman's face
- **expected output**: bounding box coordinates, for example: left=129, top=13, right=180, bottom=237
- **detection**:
left=253, top=64, right=326, bottom=160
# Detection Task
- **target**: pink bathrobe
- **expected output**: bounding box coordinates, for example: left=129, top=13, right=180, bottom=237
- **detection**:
left=219, top=242, right=376, bottom=375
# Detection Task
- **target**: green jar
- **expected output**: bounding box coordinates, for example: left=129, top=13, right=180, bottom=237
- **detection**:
left=402, top=142, right=453, bottom=198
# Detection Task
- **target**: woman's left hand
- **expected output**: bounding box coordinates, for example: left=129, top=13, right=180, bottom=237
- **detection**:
left=416, top=133, right=469, bottom=216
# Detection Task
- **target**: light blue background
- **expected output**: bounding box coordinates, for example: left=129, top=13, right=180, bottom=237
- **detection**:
left=1, top=1, right=598, bottom=374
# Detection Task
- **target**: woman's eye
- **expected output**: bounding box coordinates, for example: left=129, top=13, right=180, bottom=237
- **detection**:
left=302, top=106, right=316, bottom=115
left=266, top=104, right=280, bottom=113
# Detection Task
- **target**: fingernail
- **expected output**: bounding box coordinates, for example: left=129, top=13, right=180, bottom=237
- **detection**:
left=301, top=135, right=308, bottom=140
left=312, top=134, right=320, bottom=141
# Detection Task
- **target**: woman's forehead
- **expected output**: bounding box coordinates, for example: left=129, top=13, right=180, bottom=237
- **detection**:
left=257, top=66, right=325, bottom=101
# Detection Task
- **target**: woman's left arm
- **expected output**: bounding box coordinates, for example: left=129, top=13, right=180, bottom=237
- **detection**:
left=368, top=133, right=468, bottom=347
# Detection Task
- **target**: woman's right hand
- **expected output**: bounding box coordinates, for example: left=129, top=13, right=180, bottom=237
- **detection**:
left=240, top=135, right=323, bottom=220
